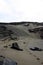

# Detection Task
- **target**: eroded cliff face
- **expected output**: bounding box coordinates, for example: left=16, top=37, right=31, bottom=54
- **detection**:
left=0, top=22, right=43, bottom=40
left=28, top=26, right=43, bottom=39
left=0, top=25, right=14, bottom=40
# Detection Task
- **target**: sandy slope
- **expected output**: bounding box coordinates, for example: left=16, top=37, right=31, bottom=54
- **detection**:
left=0, top=25, right=43, bottom=65
left=0, top=37, right=43, bottom=65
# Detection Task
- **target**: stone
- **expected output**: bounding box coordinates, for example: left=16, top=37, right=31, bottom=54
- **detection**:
left=11, top=42, right=23, bottom=51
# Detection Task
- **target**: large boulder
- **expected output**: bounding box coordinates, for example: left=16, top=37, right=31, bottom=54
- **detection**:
left=11, top=42, right=23, bottom=51
left=0, top=56, right=17, bottom=65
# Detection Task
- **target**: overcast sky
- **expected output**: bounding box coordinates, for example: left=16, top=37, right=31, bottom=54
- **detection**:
left=0, top=0, right=43, bottom=22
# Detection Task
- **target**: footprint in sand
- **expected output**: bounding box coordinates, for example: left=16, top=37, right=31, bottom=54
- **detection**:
left=41, top=62, right=43, bottom=64
left=36, top=57, right=40, bottom=61
left=0, top=55, right=5, bottom=58
left=29, top=52, right=32, bottom=55
left=33, top=55, right=37, bottom=57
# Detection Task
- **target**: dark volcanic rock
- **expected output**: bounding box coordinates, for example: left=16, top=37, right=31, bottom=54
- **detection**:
left=30, top=47, right=43, bottom=51
left=11, top=42, right=23, bottom=51
left=0, top=57, right=17, bottom=65
left=3, top=58, right=17, bottom=65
